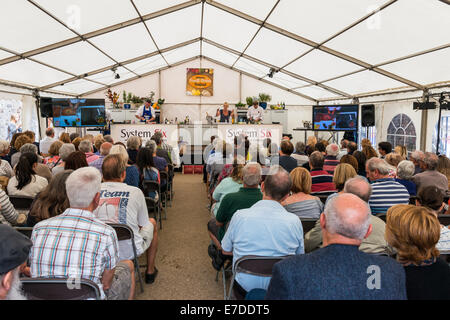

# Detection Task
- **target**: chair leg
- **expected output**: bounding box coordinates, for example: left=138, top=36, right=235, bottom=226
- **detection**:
left=222, top=266, right=227, bottom=300
left=135, top=257, right=144, bottom=294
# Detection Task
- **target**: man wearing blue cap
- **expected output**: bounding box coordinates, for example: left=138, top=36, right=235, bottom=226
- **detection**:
left=0, top=225, right=32, bottom=300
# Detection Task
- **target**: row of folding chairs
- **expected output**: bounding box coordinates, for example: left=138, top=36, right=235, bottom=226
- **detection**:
left=15, top=223, right=146, bottom=299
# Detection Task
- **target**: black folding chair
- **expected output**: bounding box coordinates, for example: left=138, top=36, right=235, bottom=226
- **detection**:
left=409, top=196, right=417, bottom=205
left=9, top=195, right=34, bottom=211
left=159, top=171, right=169, bottom=216
left=300, top=218, right=318, bottom=235
left=227, top=255, right=291, bottom=300
left=142, top=180, right=162, bottom=229
left=14, top=226, right=33, bottom=238
left=20, top=277, right=101, bottom=300
left=108, top=223, right=144, bottom=294
left=167, top=164, right=175, bottom=205
left=317, top=195, right=329, bottom=205
left=438, top=215, right=450, bottom=227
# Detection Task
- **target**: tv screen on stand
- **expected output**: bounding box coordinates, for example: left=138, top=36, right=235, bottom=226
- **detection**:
left=313, top=104, right=359, bottom=131
left=52, top=99, right=106, bottom=127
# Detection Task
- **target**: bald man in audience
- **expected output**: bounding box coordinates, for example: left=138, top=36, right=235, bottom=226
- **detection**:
left=90, top=142, right=113, bottom=172
left=221, top=165, right=304, bottom=299
left=266, top=193, right=406, bottom=300
left=39, top=127, right=57, bottom=156
left=305, top=176, right=392, bottom=255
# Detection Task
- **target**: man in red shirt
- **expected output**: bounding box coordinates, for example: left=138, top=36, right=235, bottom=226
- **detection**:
left=309, top=151, right=337, bottom=197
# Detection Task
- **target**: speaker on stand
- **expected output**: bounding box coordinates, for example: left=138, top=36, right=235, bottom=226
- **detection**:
left=361, top=104, right=375, bottom=139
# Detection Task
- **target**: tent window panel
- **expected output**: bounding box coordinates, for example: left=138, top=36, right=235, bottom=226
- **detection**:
left=387, top=114, right=417, bottom=153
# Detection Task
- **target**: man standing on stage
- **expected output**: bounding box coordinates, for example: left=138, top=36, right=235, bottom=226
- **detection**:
left=135, top=99, right=156, bottom=124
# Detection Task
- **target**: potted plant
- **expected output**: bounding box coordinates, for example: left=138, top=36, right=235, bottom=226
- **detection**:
left=258, top=93, right=272, bottom=110
left=246, top=96, right=253, bottom=107
left=235, top=101, right=246, bottom=109
left=130, top=95, right=143, bottom=109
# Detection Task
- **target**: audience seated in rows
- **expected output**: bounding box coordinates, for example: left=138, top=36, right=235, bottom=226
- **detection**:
left=291, top=142, right=309, bottom=167
left=11, top=134, right=33, bottom=168
left=366, top=157, right=409, bottom=214
left=221, top=166, right=304, bottom=298
left=136, top=147, right=160, bottom=200
left=51, top=143, right=76, bottom=176
left=282, top=167, right=323, bottom=219
left=109, top=145, right=140, bottom=188
left=94, top=135, right=105, bottom=156
left=59, top=132, right=71, bottom=144
left=0, top=189, right=22, bottom=226
left=378, top=141, right=392, bottom=159
left=385, top=204, right=450, bottom=300
left=272, top=140, right=297, bottom=173
left=339, top=154, right=359, bottom=176
left=26, top=170, right=72, bottom=227
left=353, top=151, right=367, bottom=177
left=90, top=142, right=113, bottom=172
left=146, top=140, right=169, bottom=174
left=413, top=152, right=449, bottom=196
left=64, top=151, right=88, bottom=171
left=265, top=193, right=406, bottom=300
left=409, top=150, right=424, bottom=175
left=152, top=132, right=172, bottom=165
left=79, top=140, right=99, bottom=165
left=7, top=152, right=48, bottom=198
left=39, top=127, right=57, bottom=156
left=395, top=160, right=417, bottom=196
left=323, top=143, right=340, bottom=175
left=336, top=139, right=348, bottom=160
left=29, top=167, right=135, bottom=300
left=309, top=151, right=336, bottom=197
left=43, top=140, right=63, bottom=170
left=304, top=176, right=391, bottom=255
left=0, top=140, right=13, bottom=178
left=126, top=136, right=141, bottom=165
left=94, top=154, right=158, bottom=284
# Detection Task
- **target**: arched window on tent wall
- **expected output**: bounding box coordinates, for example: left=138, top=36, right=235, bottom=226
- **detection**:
left=432, top=116, right=450, bottom=157
left=0, top=99, right=23, bottom=141
left=386, top=113, right=417, bottom=155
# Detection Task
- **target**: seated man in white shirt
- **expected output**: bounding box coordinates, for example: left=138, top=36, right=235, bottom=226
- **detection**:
left=94, top=153, right=159, bottom=284
left=221, top=165, right=304, bottom=299
left=246, top=101, right=264, bottom=123
left=135, top=99, right=156, bottom=124
left=39, top=127, right=57, bottom=156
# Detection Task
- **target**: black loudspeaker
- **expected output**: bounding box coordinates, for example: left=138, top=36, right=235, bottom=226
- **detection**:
left=361, top=104, right=375, bottom=127
left=40, top=97, right=53, bottom=117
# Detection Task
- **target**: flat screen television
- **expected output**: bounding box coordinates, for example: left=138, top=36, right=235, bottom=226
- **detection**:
left=52, top=99, right=106, bottom=127
left=312, top=104, right=359, bottom=131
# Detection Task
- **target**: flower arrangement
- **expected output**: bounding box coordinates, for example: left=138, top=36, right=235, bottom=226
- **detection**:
left=106, top=89, right=120, bottom=108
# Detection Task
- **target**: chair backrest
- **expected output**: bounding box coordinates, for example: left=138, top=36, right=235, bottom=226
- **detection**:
left=108, top=223, right=133, bottom=241
left=300, top=218, right=318, bottom=234
left=14, top=227, right=34, bottom=238
left=142, top=180, right=161, bottom=195
left=159, top=171, right=168, bottom=185
left=233, top=255, right=291, bottom=277
left=376, top=213, right=387, bottom=222
left=167, top=164, right=174, bottom=178
left=409, top=196, right=417, bottom=205
left=9, top=195, right=35, bottom=210
left=317, top=195, right=328, bottom=205
left=438, top=215, right=450, bottom=227
left=20, top=277, right=101, bottom=300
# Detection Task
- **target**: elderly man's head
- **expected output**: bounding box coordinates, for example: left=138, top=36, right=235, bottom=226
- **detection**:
left=321, top=193, right=372, bottom=246
left=242, top=163, right=262, bottom=187
left=45, top=127, right=55, bottom=138
left=365, top=157, right=390, bottom=181
left=99, top=142, right=113, bottom=157
left=65, top=167, right=102, bottom=210
left=326, top=143, right=339, bottom=157
left=102, top=154, right=127, bottom=182
left=409, top=150, right=424, bottom=167
left=396, top=160, right=415, bottom=180
left=423, top=152, right=439, bottom=171
left=262, top=165, right=291, bottom=202
left=309, top=151, right=324, bottom=170
left=0, top=225, right=32, bottom=300
left=343, top=176, right=372, bottom=202
left=59, top=143, right=76, bottom=161
left=78, top=140, right=93, bottom=153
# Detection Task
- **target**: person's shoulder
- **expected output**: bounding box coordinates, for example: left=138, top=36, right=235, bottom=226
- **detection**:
left=35, top=174, right=48, bottom=184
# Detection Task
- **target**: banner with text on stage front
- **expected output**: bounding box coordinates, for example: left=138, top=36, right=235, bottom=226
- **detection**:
left=111, top=124, right=179, bottom=147
left=217, top=124, right=282, bottom=147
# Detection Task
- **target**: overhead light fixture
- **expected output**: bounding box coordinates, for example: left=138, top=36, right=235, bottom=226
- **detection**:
left=111, top=67, right=120, bottom=80
left=115, top=73, right=120, bottom=79
left=268, top=68, right=276, bottom=78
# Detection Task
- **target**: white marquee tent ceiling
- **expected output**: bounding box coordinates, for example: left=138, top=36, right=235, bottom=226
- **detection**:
left=0, top=0, right=449, bottom=102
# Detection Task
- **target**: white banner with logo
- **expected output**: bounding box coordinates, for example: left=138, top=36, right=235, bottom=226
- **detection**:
left=217, top=124, right=282, bottom=146
left=111, top=124, right=179, bottom=147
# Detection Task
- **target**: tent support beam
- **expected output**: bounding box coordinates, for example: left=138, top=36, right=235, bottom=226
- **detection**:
left=0, top=0, right=201, bottom=67
left=206, top=0, right=424, bottom=91
left=203, top=38, right=352, bottom=98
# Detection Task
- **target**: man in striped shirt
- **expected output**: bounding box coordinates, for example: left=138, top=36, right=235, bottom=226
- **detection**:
left=29, top=167, right=135, bottom=300
left=323, top=144, right=340, bottom=175
left=310, top=151, right=337, bottom=197
left=366, top=157, right=409, bottom=214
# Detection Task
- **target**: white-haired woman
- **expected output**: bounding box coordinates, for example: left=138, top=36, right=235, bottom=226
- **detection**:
left=52, top=143, right=76, bottom=176
left=0, top=140, right=13, bottom=178
left=395, top=160, right=417, bottom=196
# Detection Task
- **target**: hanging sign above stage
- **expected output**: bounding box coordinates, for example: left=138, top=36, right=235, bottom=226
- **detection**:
left=186, top=68, right=214, bottom=97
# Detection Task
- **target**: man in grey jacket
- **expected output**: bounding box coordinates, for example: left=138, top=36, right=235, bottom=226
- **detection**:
left=304, top=176, right=392, bottom=255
